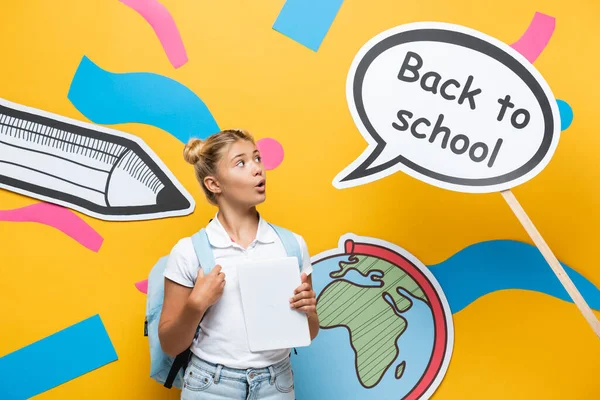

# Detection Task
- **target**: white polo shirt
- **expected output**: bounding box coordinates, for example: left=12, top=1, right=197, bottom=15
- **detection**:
left=163, top=213, right=313, bottom=369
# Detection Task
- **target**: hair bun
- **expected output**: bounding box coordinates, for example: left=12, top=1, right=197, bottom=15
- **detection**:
left=183, top=138, right=204, bottom=164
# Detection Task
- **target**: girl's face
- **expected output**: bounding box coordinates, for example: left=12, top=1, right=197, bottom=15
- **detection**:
left=214, top=139, right=266, bottom=207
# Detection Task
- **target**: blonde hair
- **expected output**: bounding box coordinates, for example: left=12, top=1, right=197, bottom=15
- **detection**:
left=183, top=129, right=255, bottom=205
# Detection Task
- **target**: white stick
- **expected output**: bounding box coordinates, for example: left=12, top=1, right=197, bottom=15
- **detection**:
left=501, top=189, right=600, bottom=339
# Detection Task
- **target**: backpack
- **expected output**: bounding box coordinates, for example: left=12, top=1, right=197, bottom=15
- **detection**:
left=145, top=223, right=304, bottom=389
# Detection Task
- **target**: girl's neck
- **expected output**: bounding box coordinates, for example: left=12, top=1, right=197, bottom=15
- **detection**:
left=216, top=204, right=260, bottom=248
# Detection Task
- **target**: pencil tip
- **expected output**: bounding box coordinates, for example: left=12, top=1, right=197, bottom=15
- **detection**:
left=156, top=184, right=191, bottom=211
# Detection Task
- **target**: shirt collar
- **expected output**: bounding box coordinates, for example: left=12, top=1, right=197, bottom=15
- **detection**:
left=206, top=212, right=277, bottom=248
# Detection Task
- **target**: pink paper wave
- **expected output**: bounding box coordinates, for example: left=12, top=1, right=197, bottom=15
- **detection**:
left=511, top=12, right=555, bottom=63
left=120, top=0, right=188, bottom=68
left=0, top=203, right=103, bottom=252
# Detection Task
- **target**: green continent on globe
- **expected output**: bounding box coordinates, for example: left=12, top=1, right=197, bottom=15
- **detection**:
left=317, top=255, right=428, bottom=388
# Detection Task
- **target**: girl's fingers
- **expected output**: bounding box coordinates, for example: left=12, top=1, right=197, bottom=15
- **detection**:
left=295, top=305, right=317, bottom=315
left=291, top=298, right=317, bottom=308
left=294, top=283, right=311, bottom=294
left=290, top=291, right=315, bottom=303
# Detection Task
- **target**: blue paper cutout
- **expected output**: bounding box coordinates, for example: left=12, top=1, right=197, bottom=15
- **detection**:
left=427, top=240, right=600, bottom=314
left=0, top=315, right=117, bottom=399
left=557, top=99, right=574, bottom=131
left=273, top=0, right=344, bottom=51
left=68, top=56, right=220, bottom=143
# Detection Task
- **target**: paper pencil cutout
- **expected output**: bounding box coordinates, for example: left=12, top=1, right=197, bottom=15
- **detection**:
left=0, top=97, right=195, bottom=221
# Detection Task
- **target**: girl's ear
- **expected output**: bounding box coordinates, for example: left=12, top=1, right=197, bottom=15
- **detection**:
left=204, top=175, right=222, bottom=195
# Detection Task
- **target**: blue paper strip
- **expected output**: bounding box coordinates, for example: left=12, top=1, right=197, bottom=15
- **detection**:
left=0, top=315, right=118, bottom=399
left=273, top=0, right=344, bottom=51
left=68, top=56, right=220, bottom=143
left=427, top=240, right=600, bottom=314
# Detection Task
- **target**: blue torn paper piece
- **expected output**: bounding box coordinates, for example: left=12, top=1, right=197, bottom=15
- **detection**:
left=68, top=56, right=220, bottom=143
left=427, top=240, right=600, bottom=314
left=273, top=0, right=344, bottom=51
left=556, top=99, right=573, bottom=131
left=0, top=315, right=118, bottom=399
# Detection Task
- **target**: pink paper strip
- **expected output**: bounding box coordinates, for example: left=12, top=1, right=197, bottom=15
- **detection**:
left=511, top=12, right=556, bottom=63
left=120, top=0, right=188, bottom=68
left=135, top=279, right=148, bottom=294
left=0, top=203, right=103, bottom=252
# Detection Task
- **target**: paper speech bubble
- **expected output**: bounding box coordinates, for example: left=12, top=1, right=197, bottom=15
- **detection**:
left=333, top=22, right=561, bottom=193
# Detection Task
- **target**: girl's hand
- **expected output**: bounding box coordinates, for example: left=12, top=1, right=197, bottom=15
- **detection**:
left=290, top=273, right=317, bottom=317
left=187, top=265, right=226, bottom=312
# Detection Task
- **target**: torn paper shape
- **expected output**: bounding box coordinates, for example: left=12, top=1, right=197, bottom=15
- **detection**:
left=0, top=315, right=118, bottom=399
left=0, top=202, right=103, bottom=251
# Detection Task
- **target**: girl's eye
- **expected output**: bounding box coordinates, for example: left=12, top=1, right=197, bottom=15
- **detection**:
left=236, top=160, right=245, bottom=167
left=255, top=156, right=261, bottom=163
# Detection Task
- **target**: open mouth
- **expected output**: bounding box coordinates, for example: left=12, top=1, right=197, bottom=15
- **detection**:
left=256, top=179, right=266, bottom=189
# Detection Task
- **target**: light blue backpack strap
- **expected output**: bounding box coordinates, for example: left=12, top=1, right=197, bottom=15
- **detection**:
left=189, top=229, right=215, bottom=339
left=268, top=223, right=303, bottom=270
left=190, top=228, right=216, bottom=274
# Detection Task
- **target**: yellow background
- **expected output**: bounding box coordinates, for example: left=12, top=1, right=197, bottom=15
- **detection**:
left=1, top=0, right=599, bottom=398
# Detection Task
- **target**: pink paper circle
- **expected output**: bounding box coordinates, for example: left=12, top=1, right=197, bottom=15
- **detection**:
left=256, top=138, right=284, bottom=170
left=135, top=279, right=148, bottom=294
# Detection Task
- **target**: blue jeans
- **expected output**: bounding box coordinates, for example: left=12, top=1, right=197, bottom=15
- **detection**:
left=181, top=354, right=295, bottom=400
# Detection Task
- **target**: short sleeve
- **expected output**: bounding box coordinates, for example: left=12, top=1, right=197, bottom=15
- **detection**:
left=294, top=234, right=313, bottom=276
left=163, top=238, right=198, bottom=288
